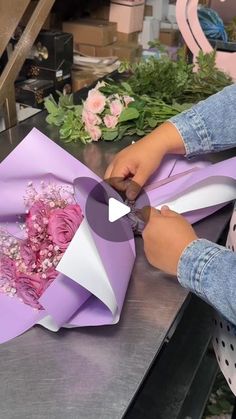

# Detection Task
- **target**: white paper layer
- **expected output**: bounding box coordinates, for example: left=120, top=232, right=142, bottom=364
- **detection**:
left=156, top=177, right=236, bottom=214
left=56, top=218, right=118, bottom=316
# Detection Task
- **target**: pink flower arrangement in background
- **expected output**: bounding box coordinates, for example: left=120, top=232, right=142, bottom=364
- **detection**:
left=0, top=182, right=83, bottom=309
left=82, top=82, right=135, bottom=141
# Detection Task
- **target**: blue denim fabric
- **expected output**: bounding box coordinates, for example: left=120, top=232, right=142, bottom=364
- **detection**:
left=177, top=239, right=236, bottom=326
left=169, top=83, right=236, bottom=157
left=168, top=84, right=236, bottom=325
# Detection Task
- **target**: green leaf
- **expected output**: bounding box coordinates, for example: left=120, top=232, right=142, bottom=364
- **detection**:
left=44, top=96, right=58, bottom=115
left=120, top=82, right=133, bottom=94
left=58, top=93, right=74, bottom=108
left=102, top=129, right=118, bottom=141
left=74, top=105, right=83, bottom=117
left=147, top=118, right=158, bottom=128
left=119, top=107, right=139, bottom=122
left=136, top=129, right=145, bottom=136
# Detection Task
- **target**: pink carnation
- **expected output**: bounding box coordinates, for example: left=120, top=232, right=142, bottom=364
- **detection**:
left=48, top=204, right=83, bottom=251
left=82, top=109, right=101, bottom=127
left=110, top=99, right=123, bottom=117
left=103, top=114, right=118, bottom=129
left=16, top=272, right=45, bottom=309
left=86, top=125, right=102, bottom=142
left=124, top=95, right=134, bottom=107
left=84, top=89, right=106, bottom=114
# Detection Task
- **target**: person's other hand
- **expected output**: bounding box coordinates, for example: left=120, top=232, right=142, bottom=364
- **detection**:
left=104, top=122, right=186, bottom=200
left=141, top=206, right=198, bottom=275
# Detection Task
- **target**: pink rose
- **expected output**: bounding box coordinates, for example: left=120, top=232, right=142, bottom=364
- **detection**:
left=0, top=256, right=16, bottom=287
left=110, top=99, right=123, bottom=117
left=16, top=272, right=45, bottom=309
left=82, top=109, right=101, bottom=127
left=26, top=201, right=49, bottom=245
left=86, top=125, right=102, bottom=142
left=20, top=241, right=37, bottom=270
left=84, top=89, right=106, bottom=114
left=48, top=204, right=83, bottom=251
left=123, top=95, right=134, bottom=107
left=103, top=114, right=118, bottom=129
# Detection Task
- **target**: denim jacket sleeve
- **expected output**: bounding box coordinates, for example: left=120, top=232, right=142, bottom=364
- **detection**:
left=169, top=83, right=236, bottom=157
left=177, top=239, right=236, bottom=325
left=168, top=84, right=236, bottom=325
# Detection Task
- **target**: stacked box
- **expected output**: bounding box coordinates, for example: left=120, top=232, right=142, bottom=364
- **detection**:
left=71, top=70, right=98, bottom=92
left=63, top=20, right=117, bottom=46
left=159, top=29, right=180, bottom=46
left=76, top=41, right=142, bottom=61
left=109, top=2, right=145, bottom=33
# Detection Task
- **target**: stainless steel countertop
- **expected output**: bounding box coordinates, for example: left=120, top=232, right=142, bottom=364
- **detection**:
left=0, top=111, right=232, bottom=419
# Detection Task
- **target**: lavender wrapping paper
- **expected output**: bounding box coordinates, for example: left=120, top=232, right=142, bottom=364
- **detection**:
left=0, top=128, right=235, bottom=344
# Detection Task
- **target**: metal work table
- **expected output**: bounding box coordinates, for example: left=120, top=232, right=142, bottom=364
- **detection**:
left=0, top=109, right=233, bottom=419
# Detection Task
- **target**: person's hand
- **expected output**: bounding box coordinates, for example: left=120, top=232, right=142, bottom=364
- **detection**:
left=141, top=206, right=198, bottom=275
left=104, top=122, right=186, bottom=200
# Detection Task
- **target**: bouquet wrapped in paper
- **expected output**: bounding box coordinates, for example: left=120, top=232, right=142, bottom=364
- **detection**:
left=0, top=128, right=235, bottom=344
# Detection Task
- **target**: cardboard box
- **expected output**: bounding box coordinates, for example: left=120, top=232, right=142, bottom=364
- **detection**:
left=71, top=70, right=98, bottom=92
left=112, top=42, right=142, bottom=61
left=159, top=29, right=180, bottom=47
left=109, top=3, right=145, bottom=33
left=117, top=31, right=139, bottom=43
left=76, top=41, right=142, bottom=61
left=63, top=19, right=117, bottom=46
left=76, top=44, right=113, bottom=57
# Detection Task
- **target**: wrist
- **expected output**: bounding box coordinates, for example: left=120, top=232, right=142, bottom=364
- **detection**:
left=160, top=122, right=186, bottom=155
left=143, top=121, right=186, bottom=156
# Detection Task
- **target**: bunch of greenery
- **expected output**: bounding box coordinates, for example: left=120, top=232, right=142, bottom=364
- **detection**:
left=118, top=49, right=232, bottom=104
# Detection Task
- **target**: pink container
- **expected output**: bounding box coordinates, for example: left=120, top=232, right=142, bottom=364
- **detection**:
left=109, top=3, right=145, bottom=33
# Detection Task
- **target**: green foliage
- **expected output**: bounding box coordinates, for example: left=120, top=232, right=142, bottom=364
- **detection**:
left=118, top=50, right=232, bottom=104
left=45, top=50, right=232, bottom=143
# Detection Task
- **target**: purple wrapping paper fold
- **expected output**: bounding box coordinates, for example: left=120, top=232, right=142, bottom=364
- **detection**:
left=0, top=128, right=235, bottom=344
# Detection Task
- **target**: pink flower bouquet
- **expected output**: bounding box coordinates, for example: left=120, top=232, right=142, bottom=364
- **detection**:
left=44, top=81, right=181, bottom=143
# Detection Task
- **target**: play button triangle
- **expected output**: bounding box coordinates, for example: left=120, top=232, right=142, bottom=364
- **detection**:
left=108, top=198, right=131, bottom=223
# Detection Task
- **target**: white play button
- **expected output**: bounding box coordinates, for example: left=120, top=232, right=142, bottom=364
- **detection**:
left=108, top=198, right=131, bottom=223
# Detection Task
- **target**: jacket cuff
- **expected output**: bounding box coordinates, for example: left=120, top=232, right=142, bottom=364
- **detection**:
left=177, top=238, right=222, bottom=296
left=169, top=108, right=212, bottom=157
